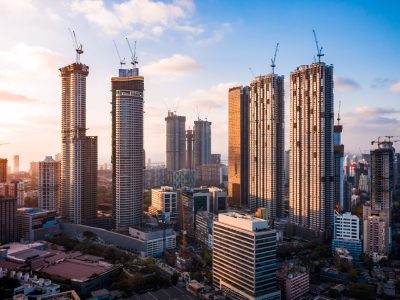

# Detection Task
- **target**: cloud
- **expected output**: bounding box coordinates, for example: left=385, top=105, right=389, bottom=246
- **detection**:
left=370, top=77, right=395, bottom=88
left=0, top=90, right=36, bottom=103
left=70, top=0, right=197, bottom=36
left=390, top=82, right=400, bottom=93
left=195, top=23, right=232, bottom=45
left=334, top=76, right=360, bottom=92
left=343, top=106, right=400, bottom=126
left=142, top=54, right=200, bottom=76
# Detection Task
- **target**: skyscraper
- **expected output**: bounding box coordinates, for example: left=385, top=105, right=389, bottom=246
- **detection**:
left=213, top=212, right=281, bottom=300
left=111, top=63, right=144, bottom=230
left=165, top=111, right=186, bottom=172
left=193, top=119, right=211, bottom=167
left=289, top=62, right=334, bottom=236
left=13, top=155, right=19, bottom=173
left=60, top=61, right=98, bottom=225
left=249, top=74, right=285, bottom=219
left=185, top=129, right=194, bottom=169
left=39, top=156, right=61, bottom=211
left=0, top=196, right=17, bottom=244
left=0, top=158, right=7, bottom=183
left=334, top=123, right=344, bottom=211
left=228, top=86, right=249, bottom=208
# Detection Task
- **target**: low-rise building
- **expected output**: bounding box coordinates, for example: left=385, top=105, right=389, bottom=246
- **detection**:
left=16, top=208, right=58, bottom=242
left=129, top=226, right=176, bottom=257
left=276, top=265, right=309, bottom=300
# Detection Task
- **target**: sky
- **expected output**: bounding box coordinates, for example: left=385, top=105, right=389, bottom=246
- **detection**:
left=0, top=0, right=399, bottom=171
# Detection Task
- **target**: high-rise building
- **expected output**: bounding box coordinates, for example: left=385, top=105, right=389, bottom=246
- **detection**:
left=0, top=158, right=7, bottom=183
left=370, top=141, right=395, bottom=212
left=334, top=124, right=344, bottom=211
left=185, top=129, right=194, bottom=169
left=228, top=86, right=249, bottom=208
left=60, top=61, right=98, bottom=226
left=249, top=74, right=285, bottom=219
left=332, top=211, right=362, bottom=260
left=210, top=153, right=221, bottom=164
left=213, top=212, right=280, bottom=300
left=363, top=214, right=389, bottom=257
left=0, top=196, right=17, bottom=244
left=13, top=155, right=20, bottom=173
left=209, top=187, right=227, bottom=214
left=111, top=64, right=144, bottom=230
left=193, top=119, right=211, bottom=167
left=39, top=156, right=61, bottom=211
left=289, top=63, right=334, bottom=236
left=30, top=161, right=39, bottom=178
left=165, top=111, right=186, bottom=172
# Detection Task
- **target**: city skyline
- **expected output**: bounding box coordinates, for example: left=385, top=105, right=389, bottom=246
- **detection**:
left=1, top=0, right=400, bottom=170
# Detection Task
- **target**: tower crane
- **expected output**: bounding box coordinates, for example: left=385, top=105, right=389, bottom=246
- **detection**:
left=113, top=40, right=126, bottom=69
left=371, top=136, right=400, bottom=148
left=126, top=38, right=138, bottom=68
left=312, top=29, right=324, bottom=63
left=68, top=28, right=83, bottom=63
left=270, top=42, right=279, bottom=74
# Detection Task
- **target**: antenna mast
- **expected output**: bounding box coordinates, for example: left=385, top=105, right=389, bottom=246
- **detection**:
left=68, top=28, right=83, bottom=63
left=312, top=29, right=324, bottom=63
left=113, top=40, right=125, bottom=69
left=270, top=43, right=279, bottom=74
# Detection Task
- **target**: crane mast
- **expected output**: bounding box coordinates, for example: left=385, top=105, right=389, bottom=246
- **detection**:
left=68, top=28, right=83, bottom=63
left=312, top=29, right=324, bottom=63
left=270, top=42, right=279, bottom=74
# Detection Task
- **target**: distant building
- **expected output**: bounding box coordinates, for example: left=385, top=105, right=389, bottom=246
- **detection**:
left=334, top=124, right=344, bottom=211
left=165, top=111, right=186, bottom=172
left=144, top=166, right=167, bottom=189
left=13, top=155, right=20, bottom=174
left=196, top=164, right=227, bottom=187
left=0, top=182, right=24, bottom=207
left=213, top=212, right=280, bottom=300
left=39, top=156, right=60, bottom=211
left=149, top=186, right=178, bottom=221
left=210, top=154, right=221, bottom=164
left=129, top=226, right=176, bottom=257
left=193, top=119, right=211, bottom=167
left=0, top=158, right=7, bottom=183
left=228, top=86, right=249, bottom=208
left=185, top=129, right=194, bottom=169
left=0, top=196, right=17, bottom=244
left=16, top=208, right=58, bottom=242
left=332, top=212, right=362, bottom=260
left=276, top=265, right=309, bottom=300
left=29, top=161, right=39, bottom=178
left=359, top=173, right=369, bottom=193
left=171, top=169, right=196, bottom=189
left=249, top=74, right=285, bottom=219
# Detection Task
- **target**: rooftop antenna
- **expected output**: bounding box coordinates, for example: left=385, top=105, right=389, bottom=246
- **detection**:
left=312, top=29, right=324, bottom=63
left=337, top=100, right=341, bottom=125
left=126, top=38, right=138, bottom=68
left=68, top=28, right=83, bottom=63
left=113, top=40, right=126, bottom=69
left=270, top=43, right=279, bottom=74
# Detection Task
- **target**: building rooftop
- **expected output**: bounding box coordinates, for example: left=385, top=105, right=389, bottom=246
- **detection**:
left=218, top=212, right=270, bottom=232
left=17, top=207, right=55, bottom=215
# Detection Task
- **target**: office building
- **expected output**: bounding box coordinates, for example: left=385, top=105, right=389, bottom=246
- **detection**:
left=129, top=226, right=176, bottom=257
left=228, top=86, right=249, bottom=208
left=16, top=208, right=58, bottom=242
left=334, top=124, right=344, bottom=211
left=332, top=212, right=362, bottom=260
left=13, top=155, right=20, bottom=173
left=0, top=158, right=7, bottom=183
left=39, top=156, right=61, bottom=211
left=165, top=111, right=186, bottom=172
left=370, top=140, right=395, bottom=212
left=249, top=73, right=285, bottom=219
left=0, top=196, right=17, bottom=244
left=149, top=186, right=178, bottom=221
left=276, top=265, right=309, bottom=300
left=195, top=211, right=216, bottom=249
left=193, top=119, right=211, bottom=167
left=185, top=129, right=194, bottom=169
left=289, top=63, right=334, bottom=235
left=112, top=63, right=144, bottom=230
left=60, top=61, right=98, bottom=226
left=213, top=212, right=280, bottom=299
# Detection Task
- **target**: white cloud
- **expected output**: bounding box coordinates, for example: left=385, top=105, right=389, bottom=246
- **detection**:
left=70, top=0, right=197, bottom=36
left=142, top=54, right=200, bottom=76
left=390, top=82, right=400, bottom=93
left=195, top=23, right=232, bottom=45
left=334, top=76, right=360, bottom=92
left=188, top=82, right=239, bottom=109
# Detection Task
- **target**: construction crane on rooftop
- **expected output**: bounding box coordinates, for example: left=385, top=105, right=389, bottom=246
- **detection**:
left=113, top=40, right=126, bottom=69
left=68, top=28, right=83, bottom=63
left=126, top=38, right=138, bottom=68
left=270, top=42, right=279, bottom=74
left=371, top=136, right=400, bottom=148
left=312, top=29, right=324, bottom=63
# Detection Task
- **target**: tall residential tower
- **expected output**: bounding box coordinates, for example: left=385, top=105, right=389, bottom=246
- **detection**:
left=39, top=156, right=61, bottom=211
left=165, top=111, right=186, bottom=172
left=193, top=119, right=212, bottom=167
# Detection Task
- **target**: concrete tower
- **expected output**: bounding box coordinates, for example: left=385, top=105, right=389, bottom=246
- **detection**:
left=185, top=129, right=194, bottom=169
left=39, top=156, right=61, bottom=211
left=193, top=119, right=211, bottom=167
left=165, top=111, right=186, bottom=172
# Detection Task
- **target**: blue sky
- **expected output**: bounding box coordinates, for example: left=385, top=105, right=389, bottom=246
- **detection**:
left=0, top=0, right=399, bottom=170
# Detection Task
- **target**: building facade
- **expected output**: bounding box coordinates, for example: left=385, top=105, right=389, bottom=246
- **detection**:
left=185, top=129, right=194, bottom=169
left=60, top=62, right=97, bottom=225
left=332, top=212, right=362, bottom=259
left=289, top=63, right=334, bottom=235
left=228, top=86, right=249, bottom=208
left=276, top=267, right=309, bottom=300
left=0, top=158, right=7, bottom=183
left=16, top=208, right=58, bottom=242
left=165, top=111, right=186, bottom=172
left=193, top=119, right=212, bottom=167
left=13, top=155, right=20, bottom=174
left=249, top=74, right=285, bottom=219
left=39, top=156, right=61, bottom=211
left=0, top=196, right=17, bottom=244
left=149, top=186, right=178, bottom=221
left=213, top=212, right=280, bottom=300
left=111, top=66, right=144, bottom=230
left=363, top=215, right=389, bottom=257
left=334, top=125, right=344, bottom=211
